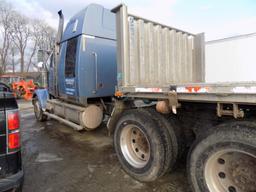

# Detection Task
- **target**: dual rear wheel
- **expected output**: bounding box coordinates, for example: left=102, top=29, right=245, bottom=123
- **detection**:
left=114, top=108, right=256, bottom=192
left=114, top=108, right=181, bottom=182
left=188, top=122, right=256, bottom=192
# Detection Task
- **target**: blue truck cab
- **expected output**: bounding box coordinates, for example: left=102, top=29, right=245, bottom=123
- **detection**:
left=48, top=4, right=117, bottom=105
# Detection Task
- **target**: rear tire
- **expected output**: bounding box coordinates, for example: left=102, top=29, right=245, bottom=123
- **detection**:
left=32, top=96, right=47, bottom=122
left=145, top=108, right=181, bottom=172
left=188, top=122, right=256, bottom=192
left=114, top=109, right=168, bottom=182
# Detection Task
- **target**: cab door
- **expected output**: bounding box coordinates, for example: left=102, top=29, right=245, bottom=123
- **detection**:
left=64, top=37, right=79, bottom=99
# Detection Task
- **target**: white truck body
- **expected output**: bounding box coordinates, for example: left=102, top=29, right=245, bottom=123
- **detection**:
left=206, top=33, right=256, bottom=82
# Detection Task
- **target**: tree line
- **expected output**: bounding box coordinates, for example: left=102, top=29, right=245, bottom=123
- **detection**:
left=0, top=0, right=56, bottom=74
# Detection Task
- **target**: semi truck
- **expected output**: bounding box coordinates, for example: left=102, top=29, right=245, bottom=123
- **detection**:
left=32, top=4, right=256, bottom=192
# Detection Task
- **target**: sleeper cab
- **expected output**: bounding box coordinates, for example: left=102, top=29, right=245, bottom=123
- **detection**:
left=58, top=4, right=117, bottom=105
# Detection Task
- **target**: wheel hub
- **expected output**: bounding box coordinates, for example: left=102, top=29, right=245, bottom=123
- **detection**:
left=229, top=156, right=256, bottom=191
left=130, top=128, right=149, bottom=161
left=205, top=150, right=256, bottom=192
left=120, top=124, right=150, bottom=168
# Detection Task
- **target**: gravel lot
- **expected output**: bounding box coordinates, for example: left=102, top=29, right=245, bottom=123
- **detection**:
left=19, top=100, right=190, bottom=192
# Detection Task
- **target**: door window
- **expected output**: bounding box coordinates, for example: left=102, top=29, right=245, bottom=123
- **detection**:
left=65, top=37, right=78, bottom=78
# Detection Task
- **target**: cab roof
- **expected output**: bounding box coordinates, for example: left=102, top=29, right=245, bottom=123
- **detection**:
left=62, top=4, right=116, bottom=42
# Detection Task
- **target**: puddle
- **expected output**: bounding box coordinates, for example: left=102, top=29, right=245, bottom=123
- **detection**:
left=35, top=153, right=63, bottom=163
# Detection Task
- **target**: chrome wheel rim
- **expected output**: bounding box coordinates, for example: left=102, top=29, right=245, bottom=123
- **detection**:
left=120, top=124, right=150, bottom=168
left=205, top=149, right=256, bottom=192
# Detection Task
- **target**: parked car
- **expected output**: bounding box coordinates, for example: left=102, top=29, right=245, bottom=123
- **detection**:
left=0, top=82, right=23, bottom=192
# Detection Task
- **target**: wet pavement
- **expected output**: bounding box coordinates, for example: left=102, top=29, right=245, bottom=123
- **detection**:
left=19, top=100, right=190, bottom=192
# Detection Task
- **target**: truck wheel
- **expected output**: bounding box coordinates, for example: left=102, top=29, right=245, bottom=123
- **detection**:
left=32, top=97, right=47, bottom=122
left=188, top=122, right=256, bottom=192
left=114, top=109, right=167, bottom=182
left=145, top=108, right=180, bottom=172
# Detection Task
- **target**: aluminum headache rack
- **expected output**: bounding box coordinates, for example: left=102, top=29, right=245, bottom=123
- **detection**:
left=112, top=4, right=256, bottom=106
left=112, top=4, right=205, bottom=90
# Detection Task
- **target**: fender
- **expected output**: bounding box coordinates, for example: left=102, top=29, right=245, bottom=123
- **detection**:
left=33, top=89, right=49, bottom=110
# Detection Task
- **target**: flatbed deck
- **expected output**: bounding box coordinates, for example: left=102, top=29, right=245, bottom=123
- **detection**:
left=120, top=82, right=256, bottom=104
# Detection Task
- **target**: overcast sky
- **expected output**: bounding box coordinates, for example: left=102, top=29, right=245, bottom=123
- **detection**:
left=8, top=0, right=256, bottom=41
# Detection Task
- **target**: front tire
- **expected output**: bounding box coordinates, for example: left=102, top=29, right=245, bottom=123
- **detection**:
left=188, top=122, right=256, bottom=192
left=32, top=96, right=47, bottom=122
left=114, top=109, right=168, bottom=182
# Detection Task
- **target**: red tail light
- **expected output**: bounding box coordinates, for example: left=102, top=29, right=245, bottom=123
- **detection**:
left=8, top=132, right=20, bottom=149
left=8, top=111, right=20, bottom=130
left=7, top=111, right=20, bottom=151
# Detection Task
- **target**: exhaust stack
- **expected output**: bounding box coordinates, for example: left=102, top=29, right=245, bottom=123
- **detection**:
left=53, top=10, right=64, bottom=97
left=55, top=10, right=64, bottom=54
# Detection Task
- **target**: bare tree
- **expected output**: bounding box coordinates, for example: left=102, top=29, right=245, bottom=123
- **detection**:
left=26, top=19, right=41, bottom=72
left=0, top=0, right=56, bottom=73
left=0, top=1, right=14, bottom=73
left=10, top=12, right=30, bottom=72
left=26, top=20, right=55, bottom=72
left=38, top=24, right=56, bottom=51
left=9, top=42, right=18, bottom=73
